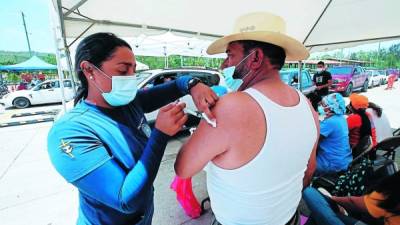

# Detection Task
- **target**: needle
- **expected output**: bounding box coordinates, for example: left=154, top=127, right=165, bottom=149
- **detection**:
left=183, top=108, right=217, bottom=128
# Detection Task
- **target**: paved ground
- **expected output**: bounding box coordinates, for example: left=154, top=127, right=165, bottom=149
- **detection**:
left=0, top=82, right=398, bottom=225
left=0, top=121, right=212, bottom=225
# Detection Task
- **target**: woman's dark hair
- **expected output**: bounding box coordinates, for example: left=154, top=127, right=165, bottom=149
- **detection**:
left=369, top=102, right=383, bottom=117
left=368, top=171, right=400, bottom=214
left=74, top=32, right=131, bottom=105
left=237, top=40, right=286, bottom=70
left=351, top=103, right=372, bottom=138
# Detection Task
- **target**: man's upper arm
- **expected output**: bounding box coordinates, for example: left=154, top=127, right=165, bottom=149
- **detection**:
left=174, top=94, right=239, bottom=178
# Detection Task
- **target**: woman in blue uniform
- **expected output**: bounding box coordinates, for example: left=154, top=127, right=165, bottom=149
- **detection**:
left=47, top=32, right=218, bottom=225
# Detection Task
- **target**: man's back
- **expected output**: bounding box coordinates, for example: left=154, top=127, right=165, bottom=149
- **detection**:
left=206, top=82, right=318, bottom=225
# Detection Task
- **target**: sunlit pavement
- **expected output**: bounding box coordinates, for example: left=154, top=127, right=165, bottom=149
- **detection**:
left=0, top=82, right=398, bottom=225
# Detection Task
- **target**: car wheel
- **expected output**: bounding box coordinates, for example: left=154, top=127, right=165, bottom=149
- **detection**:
left=361, top=80, right=368, bottom=92
left=13, top=97, right=30, bottom=109
left=342, top=83, right=353, bottom=97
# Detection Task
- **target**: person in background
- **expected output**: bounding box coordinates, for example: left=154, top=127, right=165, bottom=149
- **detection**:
left=30, top=75, right=40, bottom=88
left=367, top=102, right=393, bottom=143
left=303, top=171, right=400, bottom=225
left=347, top=94, right=377, bottom=149
left=313, top=61, right=332, bottom=99
left=47, top=32, right=217, bottom=225
left=315, top=93, right=352, bottom=175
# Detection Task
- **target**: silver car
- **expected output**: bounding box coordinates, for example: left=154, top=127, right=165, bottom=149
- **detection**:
left=136, top=68, right=226, bottom=126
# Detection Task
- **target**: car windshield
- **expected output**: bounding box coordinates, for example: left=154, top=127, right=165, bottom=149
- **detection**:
left=328, top=67, right=352, bottom=75
left=280, top=71, right=294, bottom=84
left=135, top=72, right=153, bottom=84
left=378, top=70, right=386, bottom=75
left=279, top=71, right=298, bottom=85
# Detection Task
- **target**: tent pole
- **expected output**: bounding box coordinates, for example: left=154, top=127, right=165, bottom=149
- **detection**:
left=52, top=29, right=67, bottom=113
left=56, top=0, right=77, bottom=96
left=50, top=0, right=66, bottom=112
left=298, top=61, right=303, bottom=92
left=64, top=47, right=77, bottom=95
left=180, top=55, right=183, bottom=67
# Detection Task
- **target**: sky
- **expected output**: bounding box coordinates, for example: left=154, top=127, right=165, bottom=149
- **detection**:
left=0, top=0, right=399, bottom=55
left=0, top=0, right=55, bottom=53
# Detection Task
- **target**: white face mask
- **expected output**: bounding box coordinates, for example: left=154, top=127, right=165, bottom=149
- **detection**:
left=222, top=51, right=255, bottom=91
left=90, top=64, right=138, bottom=107
left=317, top=68, right=324, bottom=72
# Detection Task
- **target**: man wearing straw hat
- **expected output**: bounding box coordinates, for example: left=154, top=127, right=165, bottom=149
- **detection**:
left=175, top=12, right=319, bottom=225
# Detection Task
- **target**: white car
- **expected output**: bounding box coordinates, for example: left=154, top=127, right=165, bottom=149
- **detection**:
left=367, top=70, right=385, bottom=88
left=136, top=68, right=227, bottom=125
left=0, top=79, right=75, bottom=109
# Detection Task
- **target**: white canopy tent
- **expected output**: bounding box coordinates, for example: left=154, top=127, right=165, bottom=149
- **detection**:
left=52, top=0, right=400, bottom=53
left=49, top=0, right=400, bottom=111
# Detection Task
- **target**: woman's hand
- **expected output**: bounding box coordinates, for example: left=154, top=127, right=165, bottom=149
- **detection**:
left=189, top=83, right=218, bottom=120
left=155, top=102, right=188, bottom=136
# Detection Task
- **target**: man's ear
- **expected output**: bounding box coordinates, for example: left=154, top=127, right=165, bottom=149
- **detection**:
left=249, top=48, right=264, bottom=69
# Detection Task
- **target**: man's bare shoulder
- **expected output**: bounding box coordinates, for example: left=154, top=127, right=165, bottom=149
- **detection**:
left=212, top=91, right=258, bottom=122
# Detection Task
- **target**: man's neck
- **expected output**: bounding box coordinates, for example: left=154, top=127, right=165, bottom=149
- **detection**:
left=239, top=68, right=281, bottom=91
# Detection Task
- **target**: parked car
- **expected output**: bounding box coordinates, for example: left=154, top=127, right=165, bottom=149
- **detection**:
left=328, top=65, right=369, bottom=97
left=136, top=68, right=227, bottom=126
left=366, top=70, right=385, bottom=88
left=378, top=70, right=388, bottom=84
left=0, top=79, right=75, bottom=109
left=279, top=69, right=316, bottom=95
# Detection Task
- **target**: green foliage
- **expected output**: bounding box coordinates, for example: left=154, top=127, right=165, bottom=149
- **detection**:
left=313, top=43, right=400, bottom=69
left=136, top=55, right=223, bottom=69
left=0, top=51, right=56, bottom=65
left=7, top=73, right=20, bottom=83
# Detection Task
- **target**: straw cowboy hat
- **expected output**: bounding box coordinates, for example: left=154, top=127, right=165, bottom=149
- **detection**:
left=207, top=12, right=309, bottom=61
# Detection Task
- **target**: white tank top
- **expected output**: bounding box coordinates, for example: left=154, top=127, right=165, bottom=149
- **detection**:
left=206, top=88, right=318, bottom=225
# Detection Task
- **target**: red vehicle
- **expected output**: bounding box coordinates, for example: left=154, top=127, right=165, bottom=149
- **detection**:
left=328, top=65, right=369, bottom=97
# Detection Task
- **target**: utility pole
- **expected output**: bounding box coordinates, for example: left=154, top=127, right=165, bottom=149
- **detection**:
left=377, top=42, right=381, bottom=68
left=21, top=12, right=32, bottom=57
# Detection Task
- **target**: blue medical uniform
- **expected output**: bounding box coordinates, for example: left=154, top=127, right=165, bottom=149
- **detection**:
left=316, top=115, right=352, bottom=175
left=47, top=76, right=192, bottom=225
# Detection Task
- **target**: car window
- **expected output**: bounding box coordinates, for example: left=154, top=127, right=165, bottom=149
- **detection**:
left=143, top=72, right=178, bottom=89
left=63, top=80, right=72, bottom=88
left=279, top=71, right=291, bottom=84
left=52, top=81, right=60, bottom=88
left=180, top=72, right=219, bottom=86
left=39, top=82, right=53, bottom=90
left=301, top=71, right=310, bottom=86
left=354, top=67, right=360, bottom=74
left=328, top=67, right=352, bottom=74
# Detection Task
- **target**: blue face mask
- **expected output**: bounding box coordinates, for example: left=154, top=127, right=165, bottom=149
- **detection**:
left=91, top=65, right=138, bottom=107
left=317, top=105, right=326, bottom=116
left=222, top=51, right=255, bottom=91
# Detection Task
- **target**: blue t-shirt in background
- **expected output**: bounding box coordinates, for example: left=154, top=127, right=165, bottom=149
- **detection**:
left=317, top=115, right=352, bottom=173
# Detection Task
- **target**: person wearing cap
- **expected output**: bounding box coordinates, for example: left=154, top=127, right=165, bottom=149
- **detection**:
left=175, top=12, right=319, bottom=225
left=347, top=94, right=377, bottom=150
left=315, top=93, right=352, bottom=175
